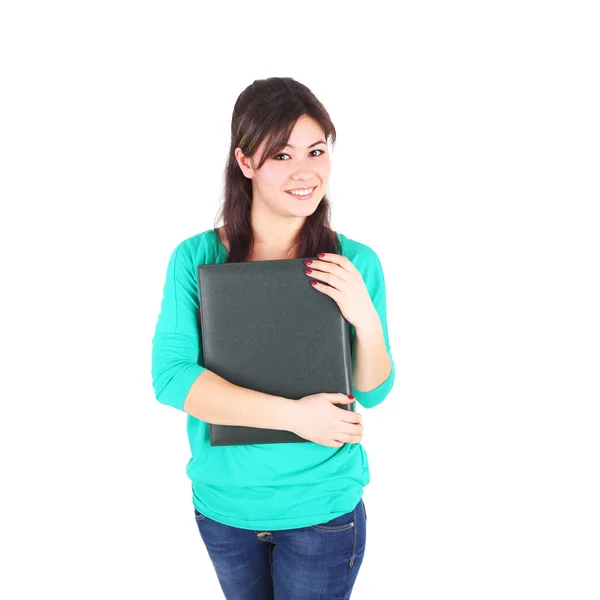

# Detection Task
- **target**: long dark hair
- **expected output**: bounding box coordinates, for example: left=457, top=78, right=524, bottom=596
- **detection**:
left=214, top=77, right=342, bottom=263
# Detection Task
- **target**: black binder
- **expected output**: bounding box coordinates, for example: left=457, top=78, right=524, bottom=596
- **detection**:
left=196, top=257, right=354, bottom=446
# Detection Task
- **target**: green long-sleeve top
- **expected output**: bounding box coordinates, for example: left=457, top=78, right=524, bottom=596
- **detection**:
left=151, top=228, right=396, bottom=530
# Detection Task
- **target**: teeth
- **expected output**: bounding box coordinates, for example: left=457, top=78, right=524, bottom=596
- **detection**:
left=287, top=187, right=314, bottom=196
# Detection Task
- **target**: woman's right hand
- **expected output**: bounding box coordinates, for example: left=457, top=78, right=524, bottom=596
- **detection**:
left=289, top=393, right=363, bottom=448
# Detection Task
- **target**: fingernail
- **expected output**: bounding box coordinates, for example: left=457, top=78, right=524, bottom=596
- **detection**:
left=318, top=253, right=325, bottom=258
left=348, top=395, right=355, bottom=399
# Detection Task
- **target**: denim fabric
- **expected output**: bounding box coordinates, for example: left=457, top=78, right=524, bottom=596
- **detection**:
left=193, top=498, right=367, bottom=599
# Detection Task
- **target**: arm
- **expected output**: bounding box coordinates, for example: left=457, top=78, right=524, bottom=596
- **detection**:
left=353, top=312, right=393, bottom=393
left=183, top=369, right=294, bottom=429
left=350, top=250, right=396, bottom=408
left=151, top=240, right=295, bottom=429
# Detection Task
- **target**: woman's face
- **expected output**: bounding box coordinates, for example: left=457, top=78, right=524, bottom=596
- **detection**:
left=235, top=114, right=331, bottom=218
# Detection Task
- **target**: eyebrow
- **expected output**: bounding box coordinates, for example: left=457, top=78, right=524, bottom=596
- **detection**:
left=284, top=140, right=327, bottom=149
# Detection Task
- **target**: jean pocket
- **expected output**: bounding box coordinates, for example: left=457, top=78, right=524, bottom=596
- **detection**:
left=194, top=507, right=207, bottom=522
left=308, top=504, right=357, bottom=532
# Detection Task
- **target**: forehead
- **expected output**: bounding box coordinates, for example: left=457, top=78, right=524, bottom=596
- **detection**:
left=287, top=115, right=325, bottom=142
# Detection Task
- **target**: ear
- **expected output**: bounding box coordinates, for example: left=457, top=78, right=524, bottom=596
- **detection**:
left=234, top=147, right=254, bottom=179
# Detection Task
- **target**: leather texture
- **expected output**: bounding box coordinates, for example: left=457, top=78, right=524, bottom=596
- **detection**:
left=196, top=256, right=354, bottom=446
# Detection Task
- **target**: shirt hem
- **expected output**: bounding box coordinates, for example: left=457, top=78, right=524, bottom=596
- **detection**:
left=192, top=489, right=365, bottom=531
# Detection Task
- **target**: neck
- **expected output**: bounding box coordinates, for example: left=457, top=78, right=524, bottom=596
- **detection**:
left=249, top=198, right=305, bottom=258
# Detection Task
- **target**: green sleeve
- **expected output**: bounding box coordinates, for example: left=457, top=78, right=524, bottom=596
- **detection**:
left=151, top=242, right=206, bottom=411
left=350, top=250, right=396, bottom=408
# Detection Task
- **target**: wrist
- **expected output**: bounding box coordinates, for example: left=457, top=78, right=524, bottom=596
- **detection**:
left=354, top=311, right=382, bottom=339
left=274, top=395, right=299, bottom=433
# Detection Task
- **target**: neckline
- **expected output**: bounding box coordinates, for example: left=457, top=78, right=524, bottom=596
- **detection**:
left=212, top=228, right=343, bottom=257
left=212, top=228, right=227, bottom=254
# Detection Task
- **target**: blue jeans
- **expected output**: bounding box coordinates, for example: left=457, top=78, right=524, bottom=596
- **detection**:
left=193, top=498, right=367, bottom=599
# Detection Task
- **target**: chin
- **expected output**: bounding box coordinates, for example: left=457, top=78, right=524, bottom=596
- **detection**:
left=297, top=203, right=321, bottom=217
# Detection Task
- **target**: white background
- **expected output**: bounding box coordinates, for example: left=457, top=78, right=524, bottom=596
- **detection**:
left=1, top=1, right=599, bottom=598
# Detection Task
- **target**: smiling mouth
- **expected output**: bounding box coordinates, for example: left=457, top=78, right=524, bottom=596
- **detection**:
left=285, top=186, right=317, bottom=199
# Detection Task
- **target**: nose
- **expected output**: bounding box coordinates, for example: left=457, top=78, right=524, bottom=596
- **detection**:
left=289, top=154, right=317, bottom=179
left=291, top=174, right=313, bottom=182
left=291, top=167, right=315, bottom=182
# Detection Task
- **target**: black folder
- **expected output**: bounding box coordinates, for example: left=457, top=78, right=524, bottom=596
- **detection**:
left=196, top=257, right=354, bottom=446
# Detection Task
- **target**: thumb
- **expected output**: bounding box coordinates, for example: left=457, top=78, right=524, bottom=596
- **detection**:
left=332, top=394, right=355, bottom=403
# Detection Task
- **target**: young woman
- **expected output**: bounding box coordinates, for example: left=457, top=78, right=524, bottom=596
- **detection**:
left=152, top=77, right=396, bottom=599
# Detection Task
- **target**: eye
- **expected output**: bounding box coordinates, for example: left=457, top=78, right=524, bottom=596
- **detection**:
left=273, top=149, right=326, bottom=160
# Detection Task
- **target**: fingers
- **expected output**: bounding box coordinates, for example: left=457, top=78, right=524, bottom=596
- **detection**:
left=341, top=411, right=362, bottom=423
left=336, top=396, right=355, bottom=403
left=341, top=422, right=364, bottom=440
left=330, top=429, right=363, bottom=447
left=333, top=432, right=363, bottom=446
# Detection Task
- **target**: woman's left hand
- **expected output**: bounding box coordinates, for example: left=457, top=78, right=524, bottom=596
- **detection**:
left=304, top=254, right=378, bottom=331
